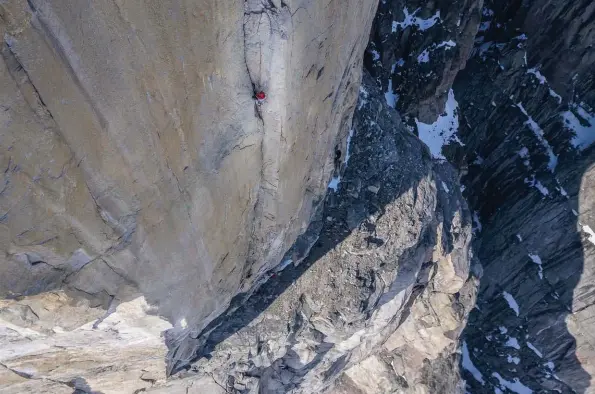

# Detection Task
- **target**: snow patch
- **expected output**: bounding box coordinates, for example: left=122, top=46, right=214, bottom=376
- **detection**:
left=441, top=181, right=450, bottom=193
left=385, top=78, right=399, bottom=108
left=528, top=253, right=544, bottom=279
left=505, top=337, right=521, bottom=350
left=507, top=355, right=521, bottom=365
left=516, top=103, right=558, bottom=172
left=499, top=326, right=508, bottom=334
left=549, top=89, right=562, bottom=104
left=581, top=225, right=595, bottom=246
left=526, top=68, right=562, bottom=103
left=462, top=341, right=485, bottom=385
left=524, top=175, right=549, bottom=197
left=344, top=128, right=355, bottom=165
left=473, top=211, right=482, bottom=233
left=392, top=8, right=441, bottom=33
left=328, top=176, right=341, bottom=191
left=562, top=102, right=595, bottom=150
left=417, top=49, right=430, bottom=63
left=492, top=373, right=533, bottom=394
left=527, top=341, right=543, bottom=358
left=370, top=49, right=380, bottom=61
left=358, top=86, right=369, bottom=110
left=527, top=68, right=547, bottom=85
left=436, top=40, right=457, bottom=49
left=329, top=126, right=357, bottom=192
left=555, top=179, right=568, bottom=197
left=502, top=291, right=520, bottom=316
left=416, top=89, right=460, bottom=159
left=418, top=41, right=456, bottom=64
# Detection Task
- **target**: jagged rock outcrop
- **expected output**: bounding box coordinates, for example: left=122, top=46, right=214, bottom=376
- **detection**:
left=365, top=0, right=482, bottom=122
left=0, top=0, right=377, bottom=361
left=364, top=0, right=595, bottom=392
left=159, top=73, right=476, bottom=393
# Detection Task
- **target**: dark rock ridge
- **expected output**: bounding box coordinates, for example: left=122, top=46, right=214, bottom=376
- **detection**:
left=365, top=0, right=595, bottom=392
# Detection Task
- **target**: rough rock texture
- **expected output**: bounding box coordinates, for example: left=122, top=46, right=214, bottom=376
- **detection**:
left=0, top=0, right=377, bottom=344
left=3, top=0, right=591, bottom=392
left=365, top=0, right=595, bottom=392
left=1, top=294, right=173, bottom=393
left=158, top=74, right=476, bottom=393
left=365, top=0, right=482, bottom=121
left=452, top=0, right=595, bottom=392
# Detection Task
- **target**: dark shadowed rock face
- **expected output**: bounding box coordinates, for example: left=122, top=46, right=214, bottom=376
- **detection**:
left=452, top=0, right=595, bottom=391
left=365, top=0, right=482, bottom=122
left=365, top=0, right=595, bottom=392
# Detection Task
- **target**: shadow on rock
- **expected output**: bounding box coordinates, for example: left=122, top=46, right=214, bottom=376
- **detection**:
left=452, top=10, right=595, bottom=389
left=165, top=71, right=473, bottom=393
left=69, top=376, right=104, bottom=394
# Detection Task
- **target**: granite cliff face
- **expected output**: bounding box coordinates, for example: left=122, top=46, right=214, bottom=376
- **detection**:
left=0, top=0, right=384, bottom=382
left=0, top=0, right=379, bottom=391
left=0, top=0, right=378, bottom=327
left=0, top=40, right=477, bottom=394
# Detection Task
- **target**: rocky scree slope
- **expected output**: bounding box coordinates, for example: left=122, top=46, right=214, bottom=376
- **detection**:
left=365, top=0, right=595, bottom=392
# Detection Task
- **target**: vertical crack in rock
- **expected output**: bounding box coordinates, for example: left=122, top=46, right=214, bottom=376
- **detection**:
left=1, top=41, right=54, bottom=122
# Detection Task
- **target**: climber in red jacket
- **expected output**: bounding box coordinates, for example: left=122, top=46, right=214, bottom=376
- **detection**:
left=255, top=91, right=266, bottom=104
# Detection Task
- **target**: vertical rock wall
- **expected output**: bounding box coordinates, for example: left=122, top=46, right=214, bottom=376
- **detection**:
left=0, top=0, right=381, bottom=391
left=0, top=0, right=378, bottom=333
